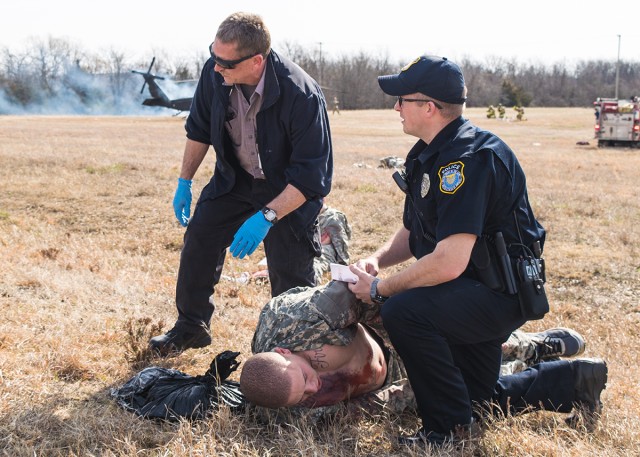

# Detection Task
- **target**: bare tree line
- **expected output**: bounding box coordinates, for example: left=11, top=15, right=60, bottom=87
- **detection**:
left=1, top=36, right=639, bottom=114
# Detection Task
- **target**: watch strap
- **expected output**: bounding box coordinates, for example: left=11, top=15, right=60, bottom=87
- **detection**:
left=370, top=278, right=388, bottom=304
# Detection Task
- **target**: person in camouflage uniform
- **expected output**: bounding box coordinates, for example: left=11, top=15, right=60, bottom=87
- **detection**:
left=242, top=280, right=587, bottom=416
left=247, top=280, right=413, bottom=416
left=313, top=204, right=352, bottom=282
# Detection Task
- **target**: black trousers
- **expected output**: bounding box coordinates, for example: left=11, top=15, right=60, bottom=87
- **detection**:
left=494, top=359, right=575, bottom=415
left=174, top=172, right=319, bottom=331
left=381, top=276, right=527, bottom=434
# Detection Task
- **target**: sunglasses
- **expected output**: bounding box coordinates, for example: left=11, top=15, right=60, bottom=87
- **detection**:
left=209, top=42, right=259, bottom=69
left=397, top=96, right=443, bottom=109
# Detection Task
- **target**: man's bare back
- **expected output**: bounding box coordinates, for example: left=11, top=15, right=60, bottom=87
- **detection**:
left=295, top=324, right=387, bottom=407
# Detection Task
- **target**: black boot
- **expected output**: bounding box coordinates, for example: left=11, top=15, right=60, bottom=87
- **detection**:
left=397, top=419, right=481, bottom=448
left=566, top=358, right=607, bottom=431
left=149, top=324, right=212, bottom=356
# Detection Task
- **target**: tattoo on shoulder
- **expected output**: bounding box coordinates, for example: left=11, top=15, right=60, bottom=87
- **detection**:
left=309, top=348, right=329, bottom=369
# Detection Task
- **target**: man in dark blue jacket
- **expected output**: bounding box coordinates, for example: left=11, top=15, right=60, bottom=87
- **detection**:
left=150, top=12, right=333, bottom=355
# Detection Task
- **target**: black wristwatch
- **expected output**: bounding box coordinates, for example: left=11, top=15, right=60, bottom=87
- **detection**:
left=261, top=207, right=278, bottom=224
left=370, top=278, right=388, bottom=304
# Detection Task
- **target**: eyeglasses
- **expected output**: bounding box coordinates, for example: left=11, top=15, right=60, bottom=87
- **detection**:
left=397, top=96, right=443, bottom=109
left=209, top=42, right=259, bottom=69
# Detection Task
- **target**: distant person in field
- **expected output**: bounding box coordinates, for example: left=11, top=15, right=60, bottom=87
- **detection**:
left=150, top=12, right=333, bottom=355
left=240, top=281, right=606, bottom=442
left=332, top=96, right=340, bottom=115
left=343, top=55, right=607, bottom=446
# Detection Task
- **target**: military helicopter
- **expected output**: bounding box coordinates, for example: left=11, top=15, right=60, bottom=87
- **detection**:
left=132, top=57, right=193, bottom=112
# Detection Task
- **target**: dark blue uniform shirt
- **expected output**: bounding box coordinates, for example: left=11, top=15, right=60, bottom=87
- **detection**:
left=402, top=117, right=545, bottom=260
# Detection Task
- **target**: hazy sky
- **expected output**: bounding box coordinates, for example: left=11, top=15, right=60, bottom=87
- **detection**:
left=2, top=0, right=638, bottom=66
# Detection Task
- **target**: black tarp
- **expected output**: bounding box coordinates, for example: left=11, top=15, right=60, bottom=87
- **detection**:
left=111, top=350, right=245, bottom=421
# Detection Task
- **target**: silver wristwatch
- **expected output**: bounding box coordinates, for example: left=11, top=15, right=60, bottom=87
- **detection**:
left=262, top=206, right=278, bottom=224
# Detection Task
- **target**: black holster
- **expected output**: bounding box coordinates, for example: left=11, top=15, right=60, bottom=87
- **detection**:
left=470, top=234, right=549, bottom=320
left=469, top=233, right=519, bottom=296
left=469, top=235, right=505, bottom=292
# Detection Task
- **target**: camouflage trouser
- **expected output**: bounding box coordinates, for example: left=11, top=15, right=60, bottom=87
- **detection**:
left=500, top=330, right=538, bottom=376
left=313, top=244, right=339, bottom=283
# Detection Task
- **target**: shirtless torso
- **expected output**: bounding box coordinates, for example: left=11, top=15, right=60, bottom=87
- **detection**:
left=296, top=324, right=387, bottom=407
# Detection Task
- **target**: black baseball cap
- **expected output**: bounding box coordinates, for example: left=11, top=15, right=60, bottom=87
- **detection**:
left=378, top=55, right=467, bottom=104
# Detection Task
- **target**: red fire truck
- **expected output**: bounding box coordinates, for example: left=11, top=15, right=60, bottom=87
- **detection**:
left=594, top=97, right=640, bottom=147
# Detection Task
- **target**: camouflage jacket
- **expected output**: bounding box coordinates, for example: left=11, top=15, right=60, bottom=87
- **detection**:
left=251, top=281, right=415, bottom=415
left=252, top=281, right=380, bottom=353
left=250, top=282, right=541, bottom=417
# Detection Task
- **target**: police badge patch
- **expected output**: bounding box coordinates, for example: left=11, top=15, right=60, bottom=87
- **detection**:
left=421, top=173, right=430, bottom=198
left=438, top=161, right=465, bottom=194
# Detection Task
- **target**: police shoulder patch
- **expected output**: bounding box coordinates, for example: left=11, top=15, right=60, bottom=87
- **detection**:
left=438, top=161, right=465, bottom=194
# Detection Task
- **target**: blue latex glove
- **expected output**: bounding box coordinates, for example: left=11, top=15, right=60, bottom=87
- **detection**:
left=173, top=178, right=192, bottom=227
left=230, top=211, right=273, bottom=259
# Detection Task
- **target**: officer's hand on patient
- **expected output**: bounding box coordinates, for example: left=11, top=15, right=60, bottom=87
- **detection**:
left=355, top=258, right=379, bottom=277
left=230, top=211, right=273, bottom=259
left=173, top=178, right=192, bottom=227
left=348, top=264, right=375, bottom=303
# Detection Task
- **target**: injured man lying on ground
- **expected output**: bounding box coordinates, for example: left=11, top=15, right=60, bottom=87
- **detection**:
left=239, top=281, right=607, bottom=433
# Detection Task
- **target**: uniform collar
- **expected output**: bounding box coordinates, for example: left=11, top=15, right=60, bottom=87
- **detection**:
left=419, top=116, right=466, bottom=162
left=405, top=116, right=467, bottom=176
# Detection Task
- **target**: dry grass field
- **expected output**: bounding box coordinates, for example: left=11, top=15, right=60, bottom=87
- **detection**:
left=1, top=108, right=639, bottom=456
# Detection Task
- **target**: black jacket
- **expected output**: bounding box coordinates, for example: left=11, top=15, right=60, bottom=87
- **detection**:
left=185, top=50, right=333, bottom=231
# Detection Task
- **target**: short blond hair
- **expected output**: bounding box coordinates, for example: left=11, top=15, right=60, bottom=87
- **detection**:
left=240, top=352, right=292, bottom=408
left=427, top=85, right=467, bottom=120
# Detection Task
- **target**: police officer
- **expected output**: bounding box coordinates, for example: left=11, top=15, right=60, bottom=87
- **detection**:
left=347, top=55, right=593, bottom=445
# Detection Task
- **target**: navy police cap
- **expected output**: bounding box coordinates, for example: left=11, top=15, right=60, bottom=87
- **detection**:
left=378, top=55, right=467, bottom=104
